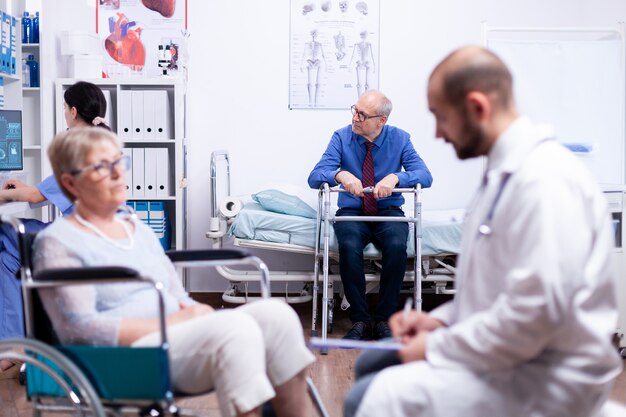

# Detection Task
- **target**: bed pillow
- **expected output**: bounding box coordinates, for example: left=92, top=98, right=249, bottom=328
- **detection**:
left=252, top=189, right=317, bottom=219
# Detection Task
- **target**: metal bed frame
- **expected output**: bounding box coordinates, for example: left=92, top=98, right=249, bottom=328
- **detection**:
left=206, top=151, right=458, bottom=345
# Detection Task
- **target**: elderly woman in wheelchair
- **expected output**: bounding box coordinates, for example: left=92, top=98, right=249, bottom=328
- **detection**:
left=32, top=127, right=316, bottom=417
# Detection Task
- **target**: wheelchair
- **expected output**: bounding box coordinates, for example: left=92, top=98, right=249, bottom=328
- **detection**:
left=0, top=214, right=328, bottom=417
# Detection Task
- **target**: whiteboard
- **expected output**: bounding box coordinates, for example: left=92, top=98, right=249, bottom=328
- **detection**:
left=488, top=38, right=624, bottom=185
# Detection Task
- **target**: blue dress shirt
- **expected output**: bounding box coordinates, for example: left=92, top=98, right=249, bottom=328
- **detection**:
left=308, top=124, right=433, bottom=209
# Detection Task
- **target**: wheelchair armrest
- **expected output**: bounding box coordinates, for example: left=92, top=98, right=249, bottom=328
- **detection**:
left=166, top=249, right=272, bottom=299
left=165, top=249, right=253, bottom=263
left=33, top=266, right=140, bottom=282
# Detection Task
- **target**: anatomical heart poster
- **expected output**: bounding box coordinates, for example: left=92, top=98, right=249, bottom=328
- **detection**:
left=97, top=0, right=187, bottom=78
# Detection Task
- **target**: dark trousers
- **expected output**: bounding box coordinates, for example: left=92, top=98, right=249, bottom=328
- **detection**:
left=344, top=347, right=401, bottom=417
left=333, top=207, right=408, bottom=323
left=0, top=219, right=47, bottom=340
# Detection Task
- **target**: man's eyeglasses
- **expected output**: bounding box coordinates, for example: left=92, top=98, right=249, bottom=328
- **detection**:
left=71, top=155, right=132, bottom=177
left=351, top=105, right=384, bottom=122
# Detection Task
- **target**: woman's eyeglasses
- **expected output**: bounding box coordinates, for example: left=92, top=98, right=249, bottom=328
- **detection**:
left=71, top=155, right=132, bottom=177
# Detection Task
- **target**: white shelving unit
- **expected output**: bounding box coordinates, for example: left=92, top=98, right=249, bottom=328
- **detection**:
left=603, top=186, right=626, bottom=355
left=54, top=78, right=187, bottom=251
left=21, top=43, right=43, bottom=216
left=13, top=0, right=48, bottom=222
left=0, top=4, right=41, bottom=217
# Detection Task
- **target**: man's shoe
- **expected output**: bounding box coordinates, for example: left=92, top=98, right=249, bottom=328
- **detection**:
left=343, top=321, right=372, bottom=340
left=375, top=321, right=392, bottom=340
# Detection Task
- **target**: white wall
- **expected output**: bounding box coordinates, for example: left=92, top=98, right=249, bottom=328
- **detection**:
left=43, top=1, right=626, bottom=291
left=184, top=0, right=626, bottom=291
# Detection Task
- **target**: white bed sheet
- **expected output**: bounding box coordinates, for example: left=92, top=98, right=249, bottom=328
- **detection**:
left=228, top=202, right=464, bottom=257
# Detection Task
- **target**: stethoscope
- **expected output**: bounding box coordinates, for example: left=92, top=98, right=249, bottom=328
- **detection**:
left=477, top=172, right=512, bottom=236
left=476, top=137, right=553, bottom=237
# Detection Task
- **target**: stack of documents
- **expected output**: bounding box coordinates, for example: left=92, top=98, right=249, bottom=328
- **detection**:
left=127, top=200, right=172, bottom=250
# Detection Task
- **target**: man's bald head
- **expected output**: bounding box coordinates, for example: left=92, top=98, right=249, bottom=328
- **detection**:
left=430, top=46, right=514, bottom=112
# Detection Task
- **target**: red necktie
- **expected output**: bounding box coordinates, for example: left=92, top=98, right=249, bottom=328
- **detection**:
left=362, top=142, right=377, bottom=215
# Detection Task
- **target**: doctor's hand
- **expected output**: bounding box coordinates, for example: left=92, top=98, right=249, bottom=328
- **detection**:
left=335, top=170, right=364, bottom=197
left=373, top=174, right=398, bottom=199
left=398, top=330, right=428, bottom=363
left=390, top=310, right=445, bottom=343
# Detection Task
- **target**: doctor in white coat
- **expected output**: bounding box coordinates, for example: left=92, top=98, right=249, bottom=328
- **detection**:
left=345, top=46, right=623, bottom=417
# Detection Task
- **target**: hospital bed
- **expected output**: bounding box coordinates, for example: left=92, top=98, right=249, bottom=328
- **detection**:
left=206, top=151, right=463, bottom=340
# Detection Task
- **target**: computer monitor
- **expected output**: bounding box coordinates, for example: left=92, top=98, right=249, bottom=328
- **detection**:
left=0, top=109, right=23, bottom=171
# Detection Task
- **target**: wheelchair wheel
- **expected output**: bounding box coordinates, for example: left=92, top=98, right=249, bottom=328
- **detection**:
left=0, top=338, right=106, bottom=417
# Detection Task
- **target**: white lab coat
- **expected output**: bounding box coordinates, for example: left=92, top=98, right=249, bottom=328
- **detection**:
left=357, top=117, right=623, bottom=417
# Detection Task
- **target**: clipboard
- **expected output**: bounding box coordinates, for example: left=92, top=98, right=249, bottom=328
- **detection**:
left=309, top=337, right=402, bottom=351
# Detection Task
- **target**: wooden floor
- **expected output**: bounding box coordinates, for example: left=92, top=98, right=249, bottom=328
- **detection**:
left=1, top=294, right=626, bottom=417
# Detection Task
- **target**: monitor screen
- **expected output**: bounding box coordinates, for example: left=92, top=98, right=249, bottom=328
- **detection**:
left=0, top=110, right=23, bottom=171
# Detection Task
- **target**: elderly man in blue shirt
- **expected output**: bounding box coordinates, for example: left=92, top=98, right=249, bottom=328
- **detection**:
left=308, top=90, right=433, bottom=340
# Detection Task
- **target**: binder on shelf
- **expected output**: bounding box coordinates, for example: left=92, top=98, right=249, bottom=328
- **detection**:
left=0, top=78, right=4, bottom=109
left=118, top=90, right=132, bottom=139
left=142, top=90, right=156, bottom=140
left=1, top=12, right=10, bottom=74
left=155, top=147, right=170, bottom=197
left=131, top=147, right=145, bottom=197
left=102, top=89, right=114, bottom=130
left=144, top=147, right=157, bottom=198
left=153, top=90, right=171, bottom=139
left=121, top=147, right=133, bottom=193
left=131, top=90, right=144, bottom=140
left=10, top=15, right=16, bottom=74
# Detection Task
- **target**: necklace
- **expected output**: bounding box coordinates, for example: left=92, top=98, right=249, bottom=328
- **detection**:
left=74, top=212, right=135, bottom=250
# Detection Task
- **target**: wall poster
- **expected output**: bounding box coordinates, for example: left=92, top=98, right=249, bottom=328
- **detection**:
left=289, top=0, right=380, bottom=109
left=97, top=0, right=188, bottom=78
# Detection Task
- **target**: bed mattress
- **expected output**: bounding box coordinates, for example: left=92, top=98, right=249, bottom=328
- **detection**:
left=228, top=202, right=464, bottom=257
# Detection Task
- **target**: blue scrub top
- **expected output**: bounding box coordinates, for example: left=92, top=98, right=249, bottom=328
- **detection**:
left=36, top=175, right=73, bottom=216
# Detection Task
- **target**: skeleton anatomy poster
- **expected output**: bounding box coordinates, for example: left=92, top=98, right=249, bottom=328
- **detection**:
left=97, top=0, right=187, bottom=78
left=289, top=0, right=380, bottom=109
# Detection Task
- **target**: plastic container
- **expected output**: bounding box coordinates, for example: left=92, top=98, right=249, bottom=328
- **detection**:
left=21, top=58, right=29, bottom=87
left=21, top=12, right=31, bottom=44
left=60, top=31, right=100, bottom=55
left=32, top=12, right=39, bottom=44
left=69, top=54, right=102, bottom=78
left=26, top=55, right=38, bottom=88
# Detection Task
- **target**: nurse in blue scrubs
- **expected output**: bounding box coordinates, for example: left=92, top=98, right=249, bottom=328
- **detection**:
left=0, top=81, right=109, bottom=378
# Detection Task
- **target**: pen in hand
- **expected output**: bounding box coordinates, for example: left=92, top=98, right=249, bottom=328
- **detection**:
left=403, top=297, right=413, bottom=322
left=395, top=297, right=413, bottom=343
